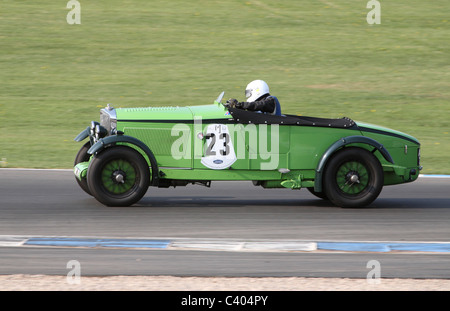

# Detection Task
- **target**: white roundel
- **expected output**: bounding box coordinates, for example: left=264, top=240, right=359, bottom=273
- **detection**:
left=201, top=124, right=237, bottom=170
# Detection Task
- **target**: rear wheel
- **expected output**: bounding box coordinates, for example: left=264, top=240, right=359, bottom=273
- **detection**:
left=323, top=147, right=383, bottom=208
left=87, top=146, right=150, bottom=206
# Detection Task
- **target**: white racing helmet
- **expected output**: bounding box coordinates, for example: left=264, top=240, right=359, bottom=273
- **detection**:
left=245, top=80, right=270, bottom=102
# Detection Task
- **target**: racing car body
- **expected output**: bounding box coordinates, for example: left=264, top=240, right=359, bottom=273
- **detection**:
left=74, top=92, right=421, bottom=207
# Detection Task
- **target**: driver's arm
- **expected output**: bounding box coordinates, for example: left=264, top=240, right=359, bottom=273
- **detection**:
left=238, top=96, right=276, bottom=114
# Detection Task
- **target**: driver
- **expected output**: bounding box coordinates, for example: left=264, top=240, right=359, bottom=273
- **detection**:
left=225, top=80, right=281, bottom=116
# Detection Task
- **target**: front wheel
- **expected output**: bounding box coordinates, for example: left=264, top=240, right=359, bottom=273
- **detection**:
left=323, top=147, right=383, bottom=208
left=74, top=142, right=92, bottom=196
left=87, top=146, right=150, bottom=206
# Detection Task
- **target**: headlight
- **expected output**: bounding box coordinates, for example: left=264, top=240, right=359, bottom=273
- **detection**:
left=100, top=104, right=117, bottom=135
left=94, top=124, right=108, bottom=140
left=90, top=121, right=99, bottom=136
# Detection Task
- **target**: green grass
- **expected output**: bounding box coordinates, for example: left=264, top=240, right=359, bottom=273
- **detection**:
left=0, top=0, right=449, bottom=173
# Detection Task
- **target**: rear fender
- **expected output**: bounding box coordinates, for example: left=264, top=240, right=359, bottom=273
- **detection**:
left=314, top=135, right=394, bottom=192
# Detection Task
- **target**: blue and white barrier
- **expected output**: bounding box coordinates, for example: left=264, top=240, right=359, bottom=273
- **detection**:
left=1, top=236, right=450, bottom=253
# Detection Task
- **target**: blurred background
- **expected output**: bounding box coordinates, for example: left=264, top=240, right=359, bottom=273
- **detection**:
left=0, top=0, right=448, bottom=172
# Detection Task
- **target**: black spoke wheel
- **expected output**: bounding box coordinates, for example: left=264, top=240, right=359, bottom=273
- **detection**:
left=323, top=147, right=383, bottom=208
left=87, top=146, right=150, bottom=206
left=74, top=141, right=92, bottom=196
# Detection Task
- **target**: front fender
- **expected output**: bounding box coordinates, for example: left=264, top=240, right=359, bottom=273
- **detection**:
left=88, top=134, right=159, bottom=186
left=314, top=135, right=394, bottom=192
left=74, top=126, right=90, bottom=142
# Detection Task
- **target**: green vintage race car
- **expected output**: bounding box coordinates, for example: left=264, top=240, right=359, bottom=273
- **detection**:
left=74, top=92, right=421, bottom=208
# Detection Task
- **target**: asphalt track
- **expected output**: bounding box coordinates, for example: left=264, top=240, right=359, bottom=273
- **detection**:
left=1, top=169, right=450, bottom=278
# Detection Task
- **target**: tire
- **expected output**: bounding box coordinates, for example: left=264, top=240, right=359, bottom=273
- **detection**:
left=87, top=146, right=150, bottom=207
left=74, top=141, right=92, bottom=196
left=307, top=187, right=328, bottom=200
left=323, top=147, right=383, bottom=208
